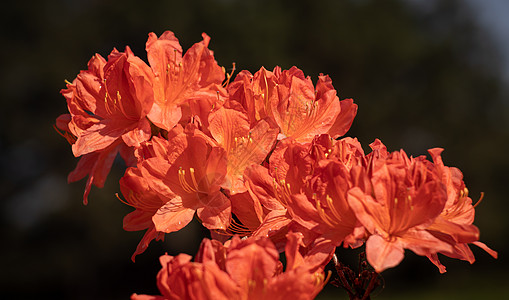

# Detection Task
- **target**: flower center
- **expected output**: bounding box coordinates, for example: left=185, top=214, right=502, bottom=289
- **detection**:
left=178, top=167, right=202, bottom=194
left=315, top=194, right=343, bottom=228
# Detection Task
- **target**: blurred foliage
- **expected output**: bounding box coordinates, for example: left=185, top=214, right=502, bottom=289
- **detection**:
left=0, top=0, right=507, bottom=299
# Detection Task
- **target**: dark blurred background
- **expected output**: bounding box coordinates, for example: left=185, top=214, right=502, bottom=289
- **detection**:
left=1, top=0, right=507, bottom=299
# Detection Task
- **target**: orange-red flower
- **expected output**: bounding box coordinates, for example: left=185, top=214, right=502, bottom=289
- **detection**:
left=70, top=47, right=154, bottom=156
left=424, top=148, right=498, bottom=272
left=131, top=253, right=239, bottom=300
left=146, top=31, right=225, bottom=131
left=208, top=106, right=278, bottom=194
left=227, top=67, right=279, bottom=127
left=228, top=66, right=358, bottom=143
left=120, top=166, right=166, bottom=261
left=119, top=127, right=231, bottom=259
left=272, top=67, right=357, bottom=142
left=278, top=135, right=365, bottom=248
left=60, top=47, right=154, bottom=203
left=347, top=144, right=453, bottom=273
left=230, top=164, right=294, bottom=250
left=131, top=233, right=328, bottom=300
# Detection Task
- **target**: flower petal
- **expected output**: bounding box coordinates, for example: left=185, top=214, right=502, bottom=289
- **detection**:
left=366, top=234, right=405, bottom=273
left=72, top=119, right=127, bottom=156
left=196, top=192, right=231, bottom=230
left=122, top=118, right=152, bottom=147
left=328, top=98, right=358, bottom=138
left=152, top=198, right=196, bottom=233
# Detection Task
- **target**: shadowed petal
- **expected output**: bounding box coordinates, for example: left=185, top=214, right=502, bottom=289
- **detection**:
left=197, top=192, right=231, bottom=230
left=366, top=234, right=405, bottom=273
left=72, top=119, right=127, bottom=156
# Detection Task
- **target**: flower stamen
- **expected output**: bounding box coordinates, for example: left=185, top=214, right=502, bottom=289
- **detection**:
left=315, top=194, right=339, bottom=228
left=178, top=167, right=197, bottom=193
left=473, top=192, right=484, bottom=208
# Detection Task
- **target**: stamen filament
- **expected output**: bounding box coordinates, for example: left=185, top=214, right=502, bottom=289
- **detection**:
left=115, top=192, right=163, bottom=211
left=325, top=195, right=343, bottom=223
left=178, top=167, right=197, bottom=193
left=473, top=192, right=484, bottom=208
left=316, top=198, right=338, bottom=227
left=189, top=168, right=200, bottom=191
left=222, top=62, right=236, bottom=88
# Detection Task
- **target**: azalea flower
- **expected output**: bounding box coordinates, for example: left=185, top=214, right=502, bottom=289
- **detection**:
left=230, top=164, right=293, bottom=250
left=119, top=127, right=231, bottom=260
left=228, top=66, right=358, bottom=143
left=119, top=166, right=166, bottom=261
left=131, top=233, right=328, bottom=300
left=272, top=67, right=357, bottom=142
left=70, top=47, right=154, bottom=156
left=347, top=143, right=454, bottom=273
left=227, top=67, right=279, bottom=127
left=208, top=106, right=278, bottom=194
left=60, top=47, right=155, bottom=203
left=276, top=135, right=365, bottom=249
left=146, top=31, right=225, bottom=131
left=424, top=148, right=498, bottom=272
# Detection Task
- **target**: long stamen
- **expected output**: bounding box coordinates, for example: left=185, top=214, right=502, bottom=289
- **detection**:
left=115, top=192, right=131, bottom=206
left=189, top=168, right=200, bottom=191
left=473, top=192, right=484, bottom=208
left=178, top=167, right=197, bottom=193
left=116, top=192, right=163, bottom=211
left=278, top=180, right=292, bottom=207
left=325, top=195, right=343, bottom=223
left=316, top=270, right=332, bottom=289
left=222, top=62, right=236, bottom=88
left=272, top=178, right=281, bottom=202
left=406, top=195, right=413, bottom=210
left=272, top=178, right=287, bottom=207
left=104, top=90, right=113, bottom=115
left=270, top=169, right=292, bottom=208
left=316, top=198, right=337, bottom=227
left=263, top=70, right=270, bottom=112
left=226, top=218, right=252, bottom=236
left=102, top=79, right=116, bottom=115
left=116, top=90, right=130, bottom=118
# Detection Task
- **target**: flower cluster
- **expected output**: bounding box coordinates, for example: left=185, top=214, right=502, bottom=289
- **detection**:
left=132, top=232, right=327, bottom=300
left=56, top=30, right=496, bottom=299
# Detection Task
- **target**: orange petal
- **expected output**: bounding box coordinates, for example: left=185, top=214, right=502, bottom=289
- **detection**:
left=72, top=120, right=125, bottom=156
left=472, top=241, right=498, bottom=259
left=152, top=198, right=196, bottom=233
left=209, top=106, right=250, bottom=152
left=328, top=98, right=358, bottom=138
left=121, top=118, right=152, bottom=148
left=366, top=234, right=405, bottom=273
left=196, top=192, right=231, bottom=230
left=226, top=120, right=278, bottom=194
left=273, top=71, right=341, bottom=142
